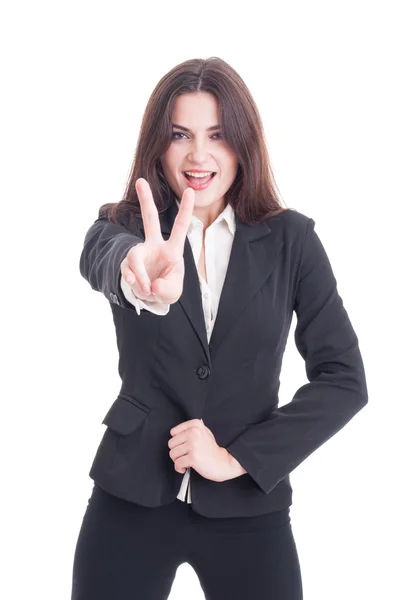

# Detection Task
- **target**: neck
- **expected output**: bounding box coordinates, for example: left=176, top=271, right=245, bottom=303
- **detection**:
left=176, top=196, right=227, bottom=231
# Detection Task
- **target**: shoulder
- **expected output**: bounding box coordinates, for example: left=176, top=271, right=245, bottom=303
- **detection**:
left=265, top=208, right=314, bottom=240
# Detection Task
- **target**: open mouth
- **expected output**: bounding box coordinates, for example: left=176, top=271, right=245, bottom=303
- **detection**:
left=183, top=172, right=217, bottom=184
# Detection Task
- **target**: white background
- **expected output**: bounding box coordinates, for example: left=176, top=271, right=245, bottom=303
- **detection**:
left=1, top=1, right=397, bottom=598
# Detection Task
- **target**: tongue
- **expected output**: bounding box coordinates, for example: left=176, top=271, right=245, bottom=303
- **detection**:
left=186, top=173, right=213, bottom=184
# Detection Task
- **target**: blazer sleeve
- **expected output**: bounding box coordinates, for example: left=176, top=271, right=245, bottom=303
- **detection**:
left=225, top=217, right=368, bottom=495
left=79, top=212, right=145, bottom=310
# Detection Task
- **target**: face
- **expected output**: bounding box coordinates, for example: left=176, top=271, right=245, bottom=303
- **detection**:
left=160, top=92, right=239, bottom=221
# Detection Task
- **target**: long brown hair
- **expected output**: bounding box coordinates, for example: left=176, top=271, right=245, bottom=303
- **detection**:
left=100, top=57, right=287, bottom=225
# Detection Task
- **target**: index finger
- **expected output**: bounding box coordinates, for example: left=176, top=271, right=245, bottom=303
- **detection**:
left=168, top=187, right=195, bottom=252
left=135, top=178, right=163, bottom=244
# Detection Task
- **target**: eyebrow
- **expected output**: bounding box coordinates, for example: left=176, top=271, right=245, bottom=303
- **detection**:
left=171, top=123, right=221, bottom=132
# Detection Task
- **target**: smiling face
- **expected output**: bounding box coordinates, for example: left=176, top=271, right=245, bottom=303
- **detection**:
left=160, top=92, right=239, bottom=223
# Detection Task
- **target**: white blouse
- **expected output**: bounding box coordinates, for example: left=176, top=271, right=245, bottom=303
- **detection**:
left=120, top=199, right=236, bottom=502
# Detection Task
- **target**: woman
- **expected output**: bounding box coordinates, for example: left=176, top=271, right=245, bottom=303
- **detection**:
left=72, top=57, right=368, bottom=599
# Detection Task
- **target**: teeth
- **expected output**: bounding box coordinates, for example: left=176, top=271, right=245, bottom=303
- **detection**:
left=185, top=171, right=214, bottom=178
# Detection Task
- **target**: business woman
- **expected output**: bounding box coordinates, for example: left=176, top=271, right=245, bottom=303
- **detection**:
left=71, top=57, right=368, bottom=599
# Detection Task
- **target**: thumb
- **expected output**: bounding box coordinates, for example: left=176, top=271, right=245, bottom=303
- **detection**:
left=150, top=278, right=169, bottom=298
left=151, top=275, right=182, bottom=303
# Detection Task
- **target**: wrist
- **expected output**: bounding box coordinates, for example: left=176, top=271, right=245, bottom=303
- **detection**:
left=221, top=447, right=247, bottom=480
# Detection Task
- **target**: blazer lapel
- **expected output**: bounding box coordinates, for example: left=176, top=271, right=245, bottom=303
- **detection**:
left=133, top=202, right=284, bottom=362
left=161, top=202, right=211, bottom=362
left=209, top=216, right=284, bottom=357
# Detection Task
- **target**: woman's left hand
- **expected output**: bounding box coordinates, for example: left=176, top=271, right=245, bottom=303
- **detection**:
left=168, top=418, right=242, bottom=482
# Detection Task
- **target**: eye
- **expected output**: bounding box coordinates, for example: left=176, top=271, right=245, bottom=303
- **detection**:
left=171, top=131, right=223, bottom=140
left=172, top=132, right=188, bottom=140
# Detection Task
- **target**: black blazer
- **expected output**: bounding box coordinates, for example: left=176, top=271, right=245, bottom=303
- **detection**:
left=79, top=201, right=368, bottom=518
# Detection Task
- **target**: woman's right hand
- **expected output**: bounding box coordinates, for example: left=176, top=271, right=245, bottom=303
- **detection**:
left=121, top=177, right=195, bottom=304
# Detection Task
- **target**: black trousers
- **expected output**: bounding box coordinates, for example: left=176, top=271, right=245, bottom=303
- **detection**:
left=71, top=483, right=303, bottom=599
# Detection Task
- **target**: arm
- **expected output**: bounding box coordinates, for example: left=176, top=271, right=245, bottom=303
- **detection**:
left=79, top=211, right=171, bottom=314
left=225, top=218, right=368, bottom=494
left=79, top=213, right=144, bottom=310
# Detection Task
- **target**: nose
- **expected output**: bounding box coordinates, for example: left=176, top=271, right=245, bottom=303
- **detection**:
left=187, top=137, right=210, bottom=164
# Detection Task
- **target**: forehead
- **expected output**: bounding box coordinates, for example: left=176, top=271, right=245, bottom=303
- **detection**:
left=171, top=92, right=220, bottom=126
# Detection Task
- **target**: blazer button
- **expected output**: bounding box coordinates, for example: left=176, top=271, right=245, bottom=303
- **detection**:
left=110, top=292, right=120, bottom=305
left=197, top=365, right=210, bottom=380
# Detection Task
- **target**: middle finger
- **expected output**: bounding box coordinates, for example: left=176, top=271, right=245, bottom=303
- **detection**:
left=168, top=187, right=195, bottom=253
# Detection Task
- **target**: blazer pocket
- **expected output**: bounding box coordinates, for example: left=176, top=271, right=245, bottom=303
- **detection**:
left=102, top=394, right=150, bottom=436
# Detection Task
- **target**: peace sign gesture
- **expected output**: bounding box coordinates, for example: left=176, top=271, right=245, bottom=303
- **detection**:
left=121, top=178, right=195, bottom=304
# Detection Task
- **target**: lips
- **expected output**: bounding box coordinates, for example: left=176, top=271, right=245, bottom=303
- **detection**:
left=184, top=172, right=215, bottom=184
left=183, top=172, right=217, bottom=191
